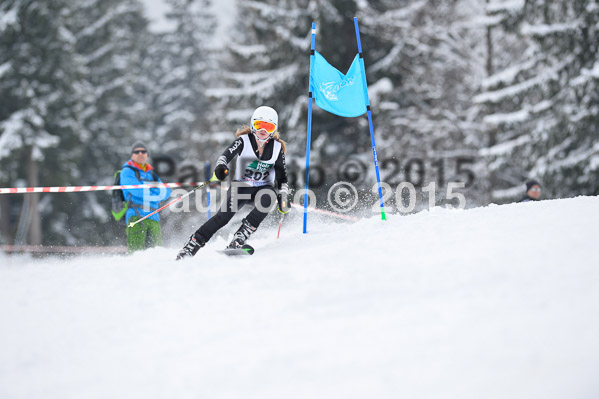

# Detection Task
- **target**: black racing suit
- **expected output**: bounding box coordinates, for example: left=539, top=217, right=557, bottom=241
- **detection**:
left=194, top=134, right=288, bottom=243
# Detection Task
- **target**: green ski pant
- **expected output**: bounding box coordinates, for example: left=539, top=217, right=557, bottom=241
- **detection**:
left=126, top=217, right=163, bottom=253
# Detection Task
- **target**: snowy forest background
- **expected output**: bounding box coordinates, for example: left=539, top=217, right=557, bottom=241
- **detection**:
left=1, top=0, right=598, bottom=247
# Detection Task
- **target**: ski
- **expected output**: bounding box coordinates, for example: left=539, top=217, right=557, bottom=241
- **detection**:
left=218, top=244, right=255, bottom=256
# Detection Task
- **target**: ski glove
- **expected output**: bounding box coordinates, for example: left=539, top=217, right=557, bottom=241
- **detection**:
left=277, top=192, right=290, bottom=214
left=214, top=164, right=229, bottom=181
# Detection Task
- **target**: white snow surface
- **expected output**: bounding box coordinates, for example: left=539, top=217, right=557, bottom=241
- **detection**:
left=1, top=196, right=599, bottom=399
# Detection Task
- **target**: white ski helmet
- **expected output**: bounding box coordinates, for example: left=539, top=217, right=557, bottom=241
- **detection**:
left=251, top=106, right=278, bottom=133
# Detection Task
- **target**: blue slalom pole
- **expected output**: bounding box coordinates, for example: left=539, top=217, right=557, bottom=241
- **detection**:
left=205, top=161, right=211, bottom=219
left=303, top=22, right=316, bottom=234
left=354, top=17, right=387, bottom=221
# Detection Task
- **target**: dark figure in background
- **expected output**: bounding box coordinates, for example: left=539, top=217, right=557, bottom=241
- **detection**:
left=521, top=179, right=542, bottom=202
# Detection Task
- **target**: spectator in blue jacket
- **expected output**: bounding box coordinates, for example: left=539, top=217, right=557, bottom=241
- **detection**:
left=121, top=142, right=171, bottom=253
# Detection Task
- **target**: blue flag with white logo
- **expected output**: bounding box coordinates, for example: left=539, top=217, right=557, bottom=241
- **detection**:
left=310, top=51, right=367, bottom=118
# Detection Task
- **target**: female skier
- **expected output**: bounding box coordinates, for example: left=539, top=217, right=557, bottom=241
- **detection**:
left=176, top=106, right=290, bottom=260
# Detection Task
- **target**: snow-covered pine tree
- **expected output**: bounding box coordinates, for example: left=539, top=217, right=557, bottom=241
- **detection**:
left=142, top=0, right=218, bottom=238
left=66, top=0, right=154, bottom=245
left=0, top=0, right=89, bottom=245
left=208, top=0, right=309, bottom=129
left=72, top=0, right=152, bottom=173
left=356, top=0, right=488, bottom=207
left=147, top=0, right=216, bottom=158
left=477, top=0, right=599, bottom=201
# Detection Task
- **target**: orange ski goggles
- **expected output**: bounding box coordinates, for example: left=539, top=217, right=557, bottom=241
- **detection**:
left=253, top=120, right=277, bottom=133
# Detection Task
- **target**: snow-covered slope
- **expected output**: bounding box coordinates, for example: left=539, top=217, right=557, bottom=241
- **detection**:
left=1, top=197, right=599, bottom=399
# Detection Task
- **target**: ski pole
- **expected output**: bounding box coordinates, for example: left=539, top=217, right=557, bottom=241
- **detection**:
left=128, top=175, right=218, bottom=228
left=277, top=213, right=285, bottom=239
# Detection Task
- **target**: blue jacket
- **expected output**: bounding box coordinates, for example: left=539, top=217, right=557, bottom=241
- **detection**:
left=120, top=160, right=171, bottom=224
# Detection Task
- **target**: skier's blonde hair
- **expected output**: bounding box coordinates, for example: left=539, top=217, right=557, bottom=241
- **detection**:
left=235, top=125, right=287, bottom=154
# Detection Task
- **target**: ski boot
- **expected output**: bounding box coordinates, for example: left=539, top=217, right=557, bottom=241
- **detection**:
left=226, top=218, right=256, bottom=255
left=176, top=233, right=205, bottom=260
